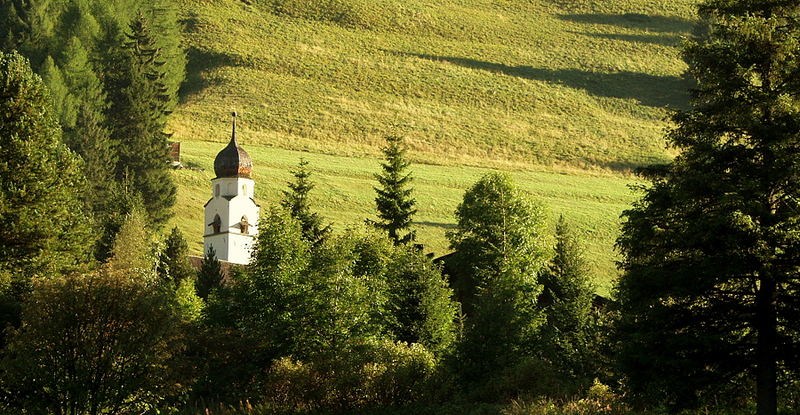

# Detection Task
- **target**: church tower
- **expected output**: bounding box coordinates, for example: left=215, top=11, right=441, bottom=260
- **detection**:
left=203, top=112, right=260, bottom=264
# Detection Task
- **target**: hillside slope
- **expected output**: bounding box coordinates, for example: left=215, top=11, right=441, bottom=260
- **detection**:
left=171, top=0, right=696, bottom=170
left=168, top=0, right=698, bottom=290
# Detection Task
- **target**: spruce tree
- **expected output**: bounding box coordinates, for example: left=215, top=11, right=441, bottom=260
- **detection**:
left=196, top=246, right=223, bottom=301
left=158, top=227, right=195, bottom=286
left=106, top=13, right=176, bottom=227
left=537, top=216, right=595, bottom=390
left=0, top=50, right=93, bottom=282
left=373, top=136, right=417, bottom=245
left=281, top=159, right=330, bottom=246
left=616, top=1, right=800, bottom=412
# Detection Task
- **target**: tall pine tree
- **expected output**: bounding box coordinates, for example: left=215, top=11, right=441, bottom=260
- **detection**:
left=537, top=216, right=595, bottom=392
left=281, top=159, right=330, bottom=246
left=0, top=51, right=93, bottom=342
left=106, top=13, right=176, bottom=227
left=373, top=136, right=417, bottom=245
left=157, top=227, right=195, bottom=286
left=196, top=246, right=223, bottom=301
left=0, top=51, right=93, bottom=281
left=616, top=1, right=800, bottom=413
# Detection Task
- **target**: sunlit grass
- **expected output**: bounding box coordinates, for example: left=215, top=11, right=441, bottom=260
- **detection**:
left=171, top=0, right=696, bottom=171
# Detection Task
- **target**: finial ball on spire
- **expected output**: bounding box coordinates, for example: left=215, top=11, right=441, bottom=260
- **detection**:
left=232, top=111, right=237, bottom=118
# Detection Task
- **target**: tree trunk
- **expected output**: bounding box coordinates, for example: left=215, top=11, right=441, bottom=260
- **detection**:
left=756, top=277, right=777, bottom=415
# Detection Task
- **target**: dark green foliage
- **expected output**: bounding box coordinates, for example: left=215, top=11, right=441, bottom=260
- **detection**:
left=448, top=173, right=548, bottom=385
left=92, top=174, right=145, bottom=262
left=385, top=247, right=458, bottom=357
left=0, top=50, right=93, bottom=285
left=158, top=227, right=195, bottom=286
left=106, top=13, right=176, bottom=227
left=0, top=213, right=184, bottom=414
left=195, top=245, right=223, bottom=301
left=373, top=136, right=417, bottom=245
left=537, top=216, right=596, bottom=392
left=458, top=254, right=545, bottom=386
left=230, top=209, right=455, bottom=365
left=229, top=209, right=313, bottom=358
left=616, top=1, right=800, bottom=412
left=281, top=158, right=330, bottom=245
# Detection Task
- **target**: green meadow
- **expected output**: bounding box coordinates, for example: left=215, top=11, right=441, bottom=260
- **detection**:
left=168, top=0, right=698, bottom=292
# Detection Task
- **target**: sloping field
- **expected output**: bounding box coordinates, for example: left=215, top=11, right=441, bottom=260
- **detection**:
left=168, top=0, right=698, bottom=290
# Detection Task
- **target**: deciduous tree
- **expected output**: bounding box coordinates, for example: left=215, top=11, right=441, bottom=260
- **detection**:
left=448, top=173, right=548, bottom=382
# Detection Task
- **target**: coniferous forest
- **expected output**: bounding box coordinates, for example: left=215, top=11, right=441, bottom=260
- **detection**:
left=1, top=0, right=800, bottom=414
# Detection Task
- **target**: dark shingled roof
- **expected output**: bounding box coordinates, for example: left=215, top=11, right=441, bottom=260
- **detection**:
left=214, top=112, right=253, bottom=179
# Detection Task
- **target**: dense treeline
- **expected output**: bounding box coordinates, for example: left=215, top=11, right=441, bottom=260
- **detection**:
left=0, top=0, right=184, bottom=235
left=1, top=0, right=800, bottom=414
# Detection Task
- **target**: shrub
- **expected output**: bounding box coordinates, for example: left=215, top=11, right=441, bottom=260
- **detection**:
left=261, top=339, right=438, bottom=411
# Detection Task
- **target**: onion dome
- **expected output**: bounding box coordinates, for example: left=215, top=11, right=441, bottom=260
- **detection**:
left=214, top=112, right=253, bottom=179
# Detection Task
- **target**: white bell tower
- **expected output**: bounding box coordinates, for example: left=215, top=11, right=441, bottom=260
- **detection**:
left=203, top=112, right=260, bottom=264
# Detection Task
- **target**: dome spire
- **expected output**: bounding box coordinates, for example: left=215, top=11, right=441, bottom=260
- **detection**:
left=231, top=111, right=238, bottom=145
left=213, top=111, right=252, bottom=179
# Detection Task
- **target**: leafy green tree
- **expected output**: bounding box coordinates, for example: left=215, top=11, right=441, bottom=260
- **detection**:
left=0, top=211, right=184, bottom=414
left=0, top=50, right=93, bottom=285
left=106, top=13, right=176, bottom=227
left=448, top=173, right=548, bottom=382
left=447, top=172, right=548, bottom=316
left=373, top=136, right=417, bottom=245
left=195, top=246, right=223, bottom=301
left=157, top=227, right=195, bottom=286
left=281, top=158, right=330, bottom=246
left=537, top=216, right=595, bottom=391
left=616, top=1, right=800, bottom=413
left=385, top=247, right=458, bottom=357
left=233, top=209, right=312, bottom=358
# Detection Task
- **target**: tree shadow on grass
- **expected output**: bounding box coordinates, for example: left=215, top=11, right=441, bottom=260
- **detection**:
left=179, top=46, right=243, bottom=103
left=558, top=13, right=694, bottom=34
left=573, top=31, right=684, bottom=47
left=396, top=52, right=690, bottom=109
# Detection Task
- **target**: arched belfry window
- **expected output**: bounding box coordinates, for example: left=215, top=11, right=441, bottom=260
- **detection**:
left=240, top=216, right=250, bottom=234
left=242, top=184, right=248, bottom=197
left=215, top=184, right=220, bottom=197
left=210, top=214, right=221, bottom=234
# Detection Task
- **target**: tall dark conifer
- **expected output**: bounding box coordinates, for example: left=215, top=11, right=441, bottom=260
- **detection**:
left=0, top=51, right=93, bottom=342
left=158, top=227, right=195, bottom=286
left=281, top=159, right=330, bottom=246
left=373, top=136, right=417, bottom=245
left=107, top=13, right=176, bottom=227
left=537, top=216, right=595, bottom=390
left=196, top=246, right=223, bottom=301
left=616, top=1, right=800, bottom=413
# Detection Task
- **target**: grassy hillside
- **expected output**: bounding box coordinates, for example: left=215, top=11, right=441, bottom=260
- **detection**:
left=171, top=0, right=696, bottom=170
left=168, top=0, right=699, bottom=290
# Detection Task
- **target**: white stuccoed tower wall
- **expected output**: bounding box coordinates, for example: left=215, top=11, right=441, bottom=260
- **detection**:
left=203, top=113, right=260, bottom=264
